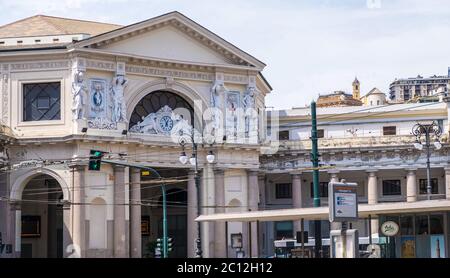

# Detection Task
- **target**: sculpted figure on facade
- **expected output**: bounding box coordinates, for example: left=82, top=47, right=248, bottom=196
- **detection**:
left=72, top=70, right=87, bottom=120
left=243, top=85, right=258, bottom=138
left=210, top=80, right=225, bottom=137
left=111, top=74, right=128, bottom=123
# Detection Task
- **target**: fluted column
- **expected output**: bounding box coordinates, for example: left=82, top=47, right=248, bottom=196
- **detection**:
left=248, top=170, right=259, bottom=257
left=406, top=169, right=417, bottom=202
left=187, top=170, right=197, bottom=258
left=114, top=165, right=127, bottom=258
left=291, top=173, right=303, bottom=233
left=213, top=169, right=226, bottom=257
left=367, top=170, right=379, bottom=235
left=130, top=168, right=141, bottom=258
left=71, top=164, right=86, bottom=257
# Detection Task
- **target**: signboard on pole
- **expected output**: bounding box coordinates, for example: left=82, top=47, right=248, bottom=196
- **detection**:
left=329, top=182, right=358, bottom=222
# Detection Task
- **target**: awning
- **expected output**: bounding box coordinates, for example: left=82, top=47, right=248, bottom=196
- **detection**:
left=196, top=199, right=450, bottom=222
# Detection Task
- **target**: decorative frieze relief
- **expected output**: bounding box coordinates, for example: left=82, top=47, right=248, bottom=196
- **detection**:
left=9, top=61, right=69, bottom=71
left=125, top=64, right=214, bottom=81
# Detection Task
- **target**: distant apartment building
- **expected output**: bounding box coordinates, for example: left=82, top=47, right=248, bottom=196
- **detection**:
left=389, top=69, right=450, bottom=103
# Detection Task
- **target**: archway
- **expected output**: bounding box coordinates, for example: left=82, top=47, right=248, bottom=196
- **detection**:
left=140, top=169, right=189, bottom=258
left=19, top=174, right=65, bottom=258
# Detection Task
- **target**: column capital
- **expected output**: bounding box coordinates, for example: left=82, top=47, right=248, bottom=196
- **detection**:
left=444, top=166, right=450, bottom=173
left=9, top=200, right=21, bottom=211
left=213, top=168, right=225, bottom=175
left=405, top=168, right=418, bottom=173
left=113, top=164, right=126, bottom=171
left=366, top=169, right=378, bottom=175
left=130, top=167, right=141, bottom=175
left=68, top=163, right=86, bottom=171
left=247, top=169, right=259, bottom=176
left=290, top=171, right=303, bottom=176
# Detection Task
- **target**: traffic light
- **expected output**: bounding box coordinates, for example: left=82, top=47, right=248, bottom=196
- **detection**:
left=88, top=150, right=104, bottom=171
left=167, top=237, right=173, bottom=253
left=156, top=238, right=162, bottom=252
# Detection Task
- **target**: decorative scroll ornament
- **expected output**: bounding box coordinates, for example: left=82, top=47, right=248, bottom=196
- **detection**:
left=88, top=117, right=117, bottom=130
left=129, top=105, right=192, bottom=136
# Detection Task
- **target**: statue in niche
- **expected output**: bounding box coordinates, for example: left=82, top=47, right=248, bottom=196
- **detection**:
left=243, top=86, right=257, bottom=137
left=72, top=70, right=87, bottom=120
left=111, top=74, right=128, bottom=123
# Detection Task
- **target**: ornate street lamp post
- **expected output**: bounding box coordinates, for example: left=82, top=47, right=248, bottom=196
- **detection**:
left=178, top=128, right=215, bottom=258
left=412, top=121, right=443, bottom=200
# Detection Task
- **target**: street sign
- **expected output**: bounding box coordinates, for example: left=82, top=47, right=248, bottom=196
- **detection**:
left=329, top=182, right=358, bottom=222
left=380, top=221, right=399, bottom=237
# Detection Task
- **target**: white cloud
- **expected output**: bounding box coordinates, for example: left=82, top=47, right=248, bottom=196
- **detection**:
left=1, top=0, right=450, bottom=109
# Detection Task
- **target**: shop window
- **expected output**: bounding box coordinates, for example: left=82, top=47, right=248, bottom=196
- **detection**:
left=278, top=130, right=289, bottom=140
left=415, top=215, right=429, bottom=235
left=400, top=216, right=414, bottom=235
left=310, top=182, right=328, bottom=198
left=275, top=221, right=293, bottom=240
left=383, top=126, right=397, bottom=136
left=275, top=183, right=292, bottom=199
left=429, top=215, right=444, bottom=235
left=382, top=180, right=401, bottom=196
left=419, top=179, right=439, bottom=195
left=23, top=82, right=61, bottom=121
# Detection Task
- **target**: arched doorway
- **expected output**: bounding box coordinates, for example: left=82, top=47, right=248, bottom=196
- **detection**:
left=19, top=174, right=65, bottom=258
left=140, top=169, right=189, bottom=258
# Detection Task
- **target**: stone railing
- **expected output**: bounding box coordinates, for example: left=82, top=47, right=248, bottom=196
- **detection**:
left=279, top=134, right=449, bottom=150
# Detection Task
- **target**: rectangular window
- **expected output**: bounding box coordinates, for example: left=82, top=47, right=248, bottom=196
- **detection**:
left=317, top=129, right=325, bottom=138
left=383, top=126, right=397, bottom=136
left=382, top=180, right=401, bottom=196
left=23, top=82, right=61, bottom=122
left=278, top=130, right=289, bottom=140
left=310, top=182, right=329, bottom=198
left=275, top=183, right=292, bottom=199
left=419, top=179, right=439, bottom=194
left=275, top=221, right=293, bottom=240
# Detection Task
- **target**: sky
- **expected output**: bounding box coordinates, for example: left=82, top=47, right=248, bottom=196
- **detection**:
left=1, top=0, right=450, bottom=109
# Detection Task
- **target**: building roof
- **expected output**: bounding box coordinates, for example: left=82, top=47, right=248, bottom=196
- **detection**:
left=0, top=15, right=122, bottom=38
left=365, top=87, right=385, bottom=97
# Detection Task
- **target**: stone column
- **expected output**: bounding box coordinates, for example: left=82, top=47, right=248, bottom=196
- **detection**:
left=367, top=170, right=379, bottom=235
left=445, top=167, right=450, bottom=200
left=113, top=165, right=127, bottom=258
left=71, top=165, right=86, bottom=258
left=258, top=174, right=266, bottom=257
left=406, top=169, right=417, bottom=202
left=214, top=169, right=226, bottom=258
left=328, top=171, right=340, bottom=230
left=10, top=202, right=21, bottom=258
left=291, top=173, right=303, bottom=233
left=248, top=170, right=259, bottom=257
left=187, top=170, right=197, bottom=258
left=129, top=168, right=141, bottom=258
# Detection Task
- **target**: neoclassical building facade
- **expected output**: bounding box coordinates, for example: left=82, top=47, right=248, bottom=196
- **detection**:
left=0, top=12, right=271, bottom=258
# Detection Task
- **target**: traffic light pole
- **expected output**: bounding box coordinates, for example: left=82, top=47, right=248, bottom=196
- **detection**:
left=101, top=160, right=168, bottom=258
left=311, top=101, right=322, bottom=258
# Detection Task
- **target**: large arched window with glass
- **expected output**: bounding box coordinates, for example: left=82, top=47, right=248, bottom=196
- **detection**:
left=129, top=91, right=195, bottom=130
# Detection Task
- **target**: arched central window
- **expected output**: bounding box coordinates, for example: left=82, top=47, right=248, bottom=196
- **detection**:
left=129, top=91, right=194, bottom=128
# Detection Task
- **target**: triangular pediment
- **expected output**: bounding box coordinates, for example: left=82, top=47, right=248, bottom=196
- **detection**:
left=72, top=11, right=265, bottom=69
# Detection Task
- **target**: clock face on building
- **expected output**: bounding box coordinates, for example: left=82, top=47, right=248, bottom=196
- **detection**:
left=159, top=115, right=174, bottom=132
